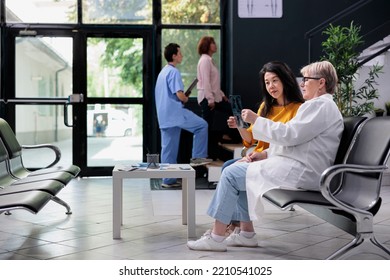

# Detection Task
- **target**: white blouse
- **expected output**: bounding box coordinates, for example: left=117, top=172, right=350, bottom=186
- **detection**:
left=196, top=54, right=225, bottom=104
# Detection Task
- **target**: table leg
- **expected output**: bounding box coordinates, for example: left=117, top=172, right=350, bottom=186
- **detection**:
left=113, top=175, right=123, bottom=239
left=184, top=177, right=196, bottom=238
left=182, top=178, right=187, bottom=225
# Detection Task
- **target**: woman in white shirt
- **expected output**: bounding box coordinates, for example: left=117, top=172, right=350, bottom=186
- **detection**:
left=187, top=61, right=344, bottom=252
left=197, top=36, right=233, bottom=160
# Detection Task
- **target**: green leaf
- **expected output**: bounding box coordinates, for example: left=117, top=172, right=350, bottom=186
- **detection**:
left=321, top=21, right=383, bottom=117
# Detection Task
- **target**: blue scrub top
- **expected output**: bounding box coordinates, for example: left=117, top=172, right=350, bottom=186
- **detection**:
left=155, top=64, right=185, bottom=128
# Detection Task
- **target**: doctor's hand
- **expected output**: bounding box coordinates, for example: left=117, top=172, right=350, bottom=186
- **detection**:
left=241, top=109, right=258, bottom=124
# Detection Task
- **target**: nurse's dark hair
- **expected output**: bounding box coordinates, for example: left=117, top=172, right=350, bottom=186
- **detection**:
left=164, top=43, right=180, bottom=62
left=259, top=61, right=304, bottom=117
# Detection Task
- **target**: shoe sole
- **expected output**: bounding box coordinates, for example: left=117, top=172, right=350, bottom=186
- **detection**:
left=226, top=244, right=258, bottom=248
left=187, top=245, right=227, bottom=252
left=161, top=185, right=181, bottom=189
left=190, top=162, right=211, bottom=167
left=190, top=159, right=213, bottom=165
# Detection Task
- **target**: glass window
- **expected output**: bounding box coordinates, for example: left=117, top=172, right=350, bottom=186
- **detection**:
left=87, top=104, right=143, bottom=166
left=82, top=0, right=152, bottom=24
left=6, top=0, right=77, bottom=23
left=162, top=29, right=220, bottom=97
left=15, top=37, right=73, bottom=98
left=87, top=37, right=143, bottom=98
left=15, top=104, right=73, bottom=169
left=162, top=0, right=220, bottom=24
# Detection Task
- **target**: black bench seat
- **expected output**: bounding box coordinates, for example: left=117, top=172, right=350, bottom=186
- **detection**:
left=0, top=191, right=53, bottom=215
left=263, top=116, right=390, bottom=259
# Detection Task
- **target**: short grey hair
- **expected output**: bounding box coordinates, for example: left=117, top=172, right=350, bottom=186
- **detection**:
left=301, top=61, right=338, bottom=94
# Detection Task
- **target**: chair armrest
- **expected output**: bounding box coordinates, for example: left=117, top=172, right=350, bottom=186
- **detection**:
left=22, top=144, right=62, bottom=168
left=319, top=163, right=388, bottom=215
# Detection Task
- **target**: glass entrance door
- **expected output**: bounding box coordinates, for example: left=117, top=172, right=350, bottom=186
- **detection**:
left=10, top=32, right=152, bottom=177
left=13, top=36, right=74, bottom=170
left=3, top=0, right=156, bottom=177
left=77, top=32, right=153, bottom=176
left=85, top=37, right=144, bottom=168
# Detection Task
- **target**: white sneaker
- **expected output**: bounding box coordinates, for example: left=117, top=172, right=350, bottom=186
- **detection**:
left=187, top=230, right=227, bottom=252
left=225, top=228, right=258, bottom=247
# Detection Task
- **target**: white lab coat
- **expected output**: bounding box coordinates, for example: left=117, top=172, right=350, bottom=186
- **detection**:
left=245, top=94, right=344, bottom=220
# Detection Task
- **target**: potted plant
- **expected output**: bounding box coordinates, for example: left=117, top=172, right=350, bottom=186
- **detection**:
left=321, top=21, right=383, bottom=117
left=385, top=102, right=390, bottom=116
left=374, top=108, right=385, bottom=117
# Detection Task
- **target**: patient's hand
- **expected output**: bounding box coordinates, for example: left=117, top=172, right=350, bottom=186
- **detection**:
left=249, top=151, right=267, bottom=161
left=238, top=151, right=267, bottom=163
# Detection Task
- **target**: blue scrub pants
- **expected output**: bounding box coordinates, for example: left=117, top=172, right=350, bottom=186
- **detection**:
left=207, top=162, right=251, bottom=224
left=160, top=109, right=208, bottom=184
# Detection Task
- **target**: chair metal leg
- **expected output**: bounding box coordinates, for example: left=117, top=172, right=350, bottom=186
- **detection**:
left=51, top=196, right=72, bottom=215
left=327, top=232, right=390, bottom=260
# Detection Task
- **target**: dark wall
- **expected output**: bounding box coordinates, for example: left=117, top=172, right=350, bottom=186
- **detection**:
left=226, top=0, right=390, bottom=110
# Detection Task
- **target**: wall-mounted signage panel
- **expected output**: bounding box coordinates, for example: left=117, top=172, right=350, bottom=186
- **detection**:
left=238, top=0, right=283, bottom=18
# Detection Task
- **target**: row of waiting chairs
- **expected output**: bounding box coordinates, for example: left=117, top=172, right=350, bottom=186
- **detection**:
left=263, top=116, right=390, bottom=259
left=0, top=118, right=80, bottom=216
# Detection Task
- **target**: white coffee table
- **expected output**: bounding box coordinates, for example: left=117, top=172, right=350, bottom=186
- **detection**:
left=112, top=164, right=196, bottom=239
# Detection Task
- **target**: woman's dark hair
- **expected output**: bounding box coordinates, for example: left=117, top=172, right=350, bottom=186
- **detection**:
left=259, top=61, right=304, bottom=117
left=164, top=43, right=180, bottom=62
left=197, top=36, right=215, bottom=55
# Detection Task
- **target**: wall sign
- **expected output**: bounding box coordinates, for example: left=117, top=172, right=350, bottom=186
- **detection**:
left=238, top=0, right=283, bottom=18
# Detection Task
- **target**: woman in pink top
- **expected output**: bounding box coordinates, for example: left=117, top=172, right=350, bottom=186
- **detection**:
left=197, top=36, right=234, bottom=160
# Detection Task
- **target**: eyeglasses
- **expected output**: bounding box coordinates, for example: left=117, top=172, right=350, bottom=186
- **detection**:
left=301, top=77, right=321, bottom=83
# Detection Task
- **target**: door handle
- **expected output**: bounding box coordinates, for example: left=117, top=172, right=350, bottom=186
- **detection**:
left=64, top=94, right=83, bottom=127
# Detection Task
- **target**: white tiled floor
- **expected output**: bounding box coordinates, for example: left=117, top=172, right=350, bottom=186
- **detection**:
left=1, top=177, right=390, bottom=260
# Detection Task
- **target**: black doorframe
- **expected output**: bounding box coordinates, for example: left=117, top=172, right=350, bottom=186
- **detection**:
left=0, top=24, right=155, bottom=177
left=0, top=1, right=226, bottom=177
left=72, top=26, right=155, bottom=177
left=0, top=26, right=79, bottom=125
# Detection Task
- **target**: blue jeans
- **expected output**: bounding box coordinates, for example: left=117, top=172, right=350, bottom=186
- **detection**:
left=207, top=162, right=251, bottom=224
left=222, top=158, right=240, bottom=171
left=160, top=109, right=208, bottom=184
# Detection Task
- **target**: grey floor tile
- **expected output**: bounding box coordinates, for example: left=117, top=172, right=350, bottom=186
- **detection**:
left=0, top=178, right=389, bottom=261
left=14, top=243, right=83, bottom=260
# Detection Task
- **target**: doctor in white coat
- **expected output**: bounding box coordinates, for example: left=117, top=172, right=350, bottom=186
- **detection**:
left=187, top=61, right=344, bottom=252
